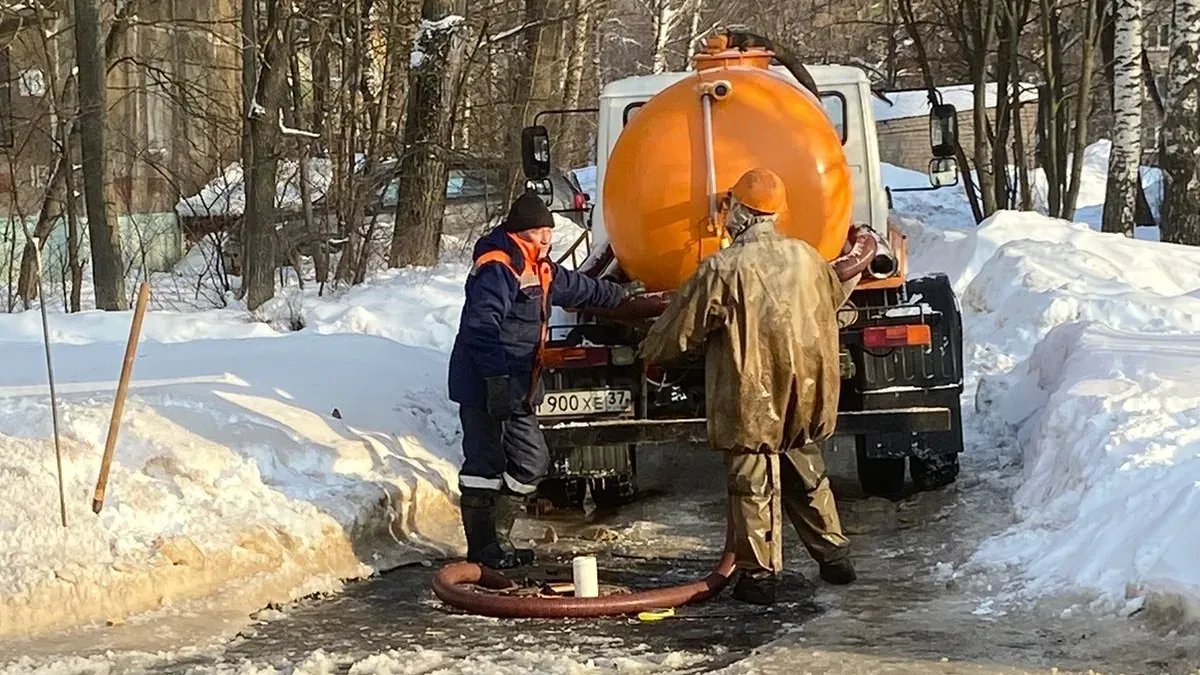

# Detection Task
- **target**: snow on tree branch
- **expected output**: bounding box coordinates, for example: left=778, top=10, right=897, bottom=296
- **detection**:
left=278, top=109, right=320, bottom=139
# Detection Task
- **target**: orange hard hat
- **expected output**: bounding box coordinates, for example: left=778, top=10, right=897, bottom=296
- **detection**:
left=729, top=168, right=787, bottom=215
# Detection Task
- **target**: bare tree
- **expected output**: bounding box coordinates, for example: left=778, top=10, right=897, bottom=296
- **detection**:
left=242, top=0, right=294, bottom=310
left=13, top=0, right=144, bottom=307
left=74, top=0, right=126, bottom=310
left=388, top=0, right=469, bottom=267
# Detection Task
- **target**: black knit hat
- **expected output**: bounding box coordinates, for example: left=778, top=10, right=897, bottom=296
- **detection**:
left=503, top=191, right=556, bottom=233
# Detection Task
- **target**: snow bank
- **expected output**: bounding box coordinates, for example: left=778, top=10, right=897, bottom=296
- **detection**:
left=0, top=268, right=472, bottom=639
left=893, top=170, right=1200, bottom=621
left=975, top=323, right=1200, bottom=617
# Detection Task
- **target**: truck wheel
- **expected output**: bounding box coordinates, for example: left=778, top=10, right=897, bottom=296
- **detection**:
left=910, top=452, right=960, bottom=491
left=589, top=473, right=638, bottom=509
left=903, top=272, right=966, bottom=494
left=909, top=391, right=964, bottom=492
left=855, top=436, right=906, bottom=500
left=538, top=477, right=587, bottom=510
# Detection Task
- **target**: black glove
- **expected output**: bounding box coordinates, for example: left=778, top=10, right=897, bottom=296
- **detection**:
left=485, top=375, right=513, bottom=422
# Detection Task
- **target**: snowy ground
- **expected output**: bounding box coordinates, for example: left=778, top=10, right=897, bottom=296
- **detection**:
left=885, top=157, right=1200, bottom=622
left=0, top=215, right=587, bottom=643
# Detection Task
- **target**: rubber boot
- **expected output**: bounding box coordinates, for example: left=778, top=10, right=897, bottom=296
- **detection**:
left=460, top=488, right=529, bottom=570
left=494, top=491, right=535, bottom=567
left=819, top=557, right=857, bottom=585
left=732, top=571, right=778, bottom=606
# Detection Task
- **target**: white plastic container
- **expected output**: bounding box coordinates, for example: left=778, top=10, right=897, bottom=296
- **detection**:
left=572, top=555, right=599, bottom=598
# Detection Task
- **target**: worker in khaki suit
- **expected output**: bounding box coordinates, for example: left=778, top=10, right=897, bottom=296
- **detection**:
left=639, top=168, right=858, bottom=606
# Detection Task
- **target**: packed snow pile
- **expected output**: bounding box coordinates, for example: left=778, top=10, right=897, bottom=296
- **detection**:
left=974, top=323, right=1200, bottom=616
left=0, top=267, right=473, bottom=640
left=892, top=163, right=1200, bottom=620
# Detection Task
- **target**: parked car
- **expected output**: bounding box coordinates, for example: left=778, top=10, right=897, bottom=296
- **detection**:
left=371, top=164, right=590, bottom=233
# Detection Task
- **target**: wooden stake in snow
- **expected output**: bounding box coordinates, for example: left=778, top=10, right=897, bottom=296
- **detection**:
left=92, top=281, right=152, bottom=515
left=25, top=233, right=68, bottom=528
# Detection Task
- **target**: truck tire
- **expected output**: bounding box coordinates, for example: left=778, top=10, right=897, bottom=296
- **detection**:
left=588, top=445, right=638, bottom=508
left=589, top=473, right=638, bottom=509
left=904, top=273, right=966, bottom=493
left=909, top=390, right=963, bottom=491
left=910, top=451, right=959, bottom=491
left=538, top=477, right=587, bottom=510
left=855, top=436, right=906, bottom=500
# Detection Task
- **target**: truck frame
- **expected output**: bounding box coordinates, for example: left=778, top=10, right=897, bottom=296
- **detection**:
left=522, top=64, right=966, bottom=507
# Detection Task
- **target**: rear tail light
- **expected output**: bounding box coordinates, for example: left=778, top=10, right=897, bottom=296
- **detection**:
left=572, top=193, right=588, bottom=210
left=862, top=324, right=932, bottom=349
left=542, top=346, right=610, bottom=369
left=611, top=346, right=636, bottom=366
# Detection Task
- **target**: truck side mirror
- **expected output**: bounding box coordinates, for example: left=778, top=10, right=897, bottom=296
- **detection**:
left=929, top=103, right=958, bottom=158
left=521, top=125, right=551, bottom=180
left=928, top=157, right=959, bottom=188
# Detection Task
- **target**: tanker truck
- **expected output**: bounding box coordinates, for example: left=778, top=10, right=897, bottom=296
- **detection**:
left=519, top=37, right=966, bottom=507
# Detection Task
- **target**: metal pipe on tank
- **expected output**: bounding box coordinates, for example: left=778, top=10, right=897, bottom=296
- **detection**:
left=702, top=93, right=718, bottom=228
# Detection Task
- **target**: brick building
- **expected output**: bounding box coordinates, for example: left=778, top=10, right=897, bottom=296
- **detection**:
left=872, top=83, right=1040, bottom=174
left=0, top=0, right=241, bottom=281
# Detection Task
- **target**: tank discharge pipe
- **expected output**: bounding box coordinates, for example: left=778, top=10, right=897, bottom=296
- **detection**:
left=867, top=230, right=898, bottom=279
left=831, top=224, right=880, bottom=282
left=432, top=532, right=736, bottom=619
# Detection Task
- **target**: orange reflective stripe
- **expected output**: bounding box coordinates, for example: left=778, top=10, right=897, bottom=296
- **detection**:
left=471, top=250, right=518, bottom=278
left=470, top=247, right=556, bottom=408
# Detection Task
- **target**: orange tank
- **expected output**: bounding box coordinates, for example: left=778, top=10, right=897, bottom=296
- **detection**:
left=602, top=43, right=854, bottom=292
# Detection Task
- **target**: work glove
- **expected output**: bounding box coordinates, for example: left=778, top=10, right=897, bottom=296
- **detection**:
left=621, top=280, right=647, bottom=299
left=485, top=375, right=513, bottom=422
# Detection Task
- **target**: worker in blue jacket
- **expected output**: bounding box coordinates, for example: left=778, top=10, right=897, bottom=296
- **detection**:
left=448, top=191, right=630, bottom=569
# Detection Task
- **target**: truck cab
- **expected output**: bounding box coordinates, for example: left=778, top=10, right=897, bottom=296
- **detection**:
left=525, top=62, right=965, bottom=509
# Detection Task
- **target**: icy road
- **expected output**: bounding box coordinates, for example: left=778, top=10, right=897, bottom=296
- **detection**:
left=6, top=448, right=1198, bottom=675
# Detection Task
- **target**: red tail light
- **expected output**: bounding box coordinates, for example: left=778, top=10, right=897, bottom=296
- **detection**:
left=863, top=325, right=932, bottom=349
left=572, top=193, right=588, bottom=210
left=543, top=347, right=609, bottom=369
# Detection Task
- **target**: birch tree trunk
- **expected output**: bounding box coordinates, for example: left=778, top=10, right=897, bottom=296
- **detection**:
left=562, top=0, right=592, bottom=168
left=1102, top=0, right=1143, bottom=236
left=1160, top=0, right=1200, bottom=245
left=388, top=0, right=468, bottom=267
left=651, top=0, right=680, bottom=74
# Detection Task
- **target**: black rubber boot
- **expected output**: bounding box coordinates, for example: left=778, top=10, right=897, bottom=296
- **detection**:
left=819, top=557, right=857, bottom=585
left=732, top=571, right=778, bottom=606
left=460, top=488, right=531, bottom=570
left=494, top=491, right=535, bottom=567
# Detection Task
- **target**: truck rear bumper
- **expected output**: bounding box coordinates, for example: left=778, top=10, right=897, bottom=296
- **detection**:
left=540, top=407, right=953, bottom=447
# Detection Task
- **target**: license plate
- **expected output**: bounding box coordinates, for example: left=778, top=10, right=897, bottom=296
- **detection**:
left=537, top=389, right=634, bottom=418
